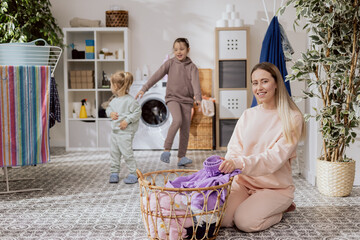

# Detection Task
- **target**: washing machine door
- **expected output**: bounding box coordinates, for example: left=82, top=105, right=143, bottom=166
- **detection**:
left=133, top=94, right=179, bottom=150
left=141, top=97, right=168, bottom=127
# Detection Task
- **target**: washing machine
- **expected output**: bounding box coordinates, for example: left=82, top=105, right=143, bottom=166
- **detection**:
left=129, top=80, right=179, bottom=150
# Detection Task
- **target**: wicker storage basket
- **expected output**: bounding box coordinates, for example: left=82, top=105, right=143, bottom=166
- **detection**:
left=106, top=10, right=128, bottom=27
left=137, top=169, right=234, bottom=240
left=188, top=105, right=213, bottom=150
left=316, top=159, right=355, bottom=197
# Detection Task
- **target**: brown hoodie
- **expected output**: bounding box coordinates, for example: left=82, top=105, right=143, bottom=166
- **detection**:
left=140, top=57, right=201, bottom=104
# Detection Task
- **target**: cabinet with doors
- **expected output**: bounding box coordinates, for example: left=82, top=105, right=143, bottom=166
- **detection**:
left=214, top=27, right=251, bottom=150
left=63, top=27, right=130, bottom=151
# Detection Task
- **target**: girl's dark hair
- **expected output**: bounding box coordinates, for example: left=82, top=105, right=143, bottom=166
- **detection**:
left=173, top=38, right=190, bottom=48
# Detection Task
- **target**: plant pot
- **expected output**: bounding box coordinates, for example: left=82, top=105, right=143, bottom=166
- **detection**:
left=316, top=159, right=355, bottom=197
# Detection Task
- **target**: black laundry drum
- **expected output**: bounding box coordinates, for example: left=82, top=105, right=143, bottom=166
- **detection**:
left=141, top=98, right=168, bottom=127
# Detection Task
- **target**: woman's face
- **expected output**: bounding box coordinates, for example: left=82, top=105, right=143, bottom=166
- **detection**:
left=251, top=68, right=277, bottom=109
left=173, top=42, right=189, bottom=61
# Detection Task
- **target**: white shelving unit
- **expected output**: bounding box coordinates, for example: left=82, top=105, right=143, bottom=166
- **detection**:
left=214, top=27, right=251, bottom=150
left=63, top=27, right=130, bottom=151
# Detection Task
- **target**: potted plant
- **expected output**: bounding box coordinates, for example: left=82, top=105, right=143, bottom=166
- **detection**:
left=99, top=50, right=105, bottom=59
left=0, top=0, right=63, bottom=47
left=280, top=0, right=360, bottom=196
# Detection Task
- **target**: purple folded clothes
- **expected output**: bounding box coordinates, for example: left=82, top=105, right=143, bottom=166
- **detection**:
left=203, top=155, right=223, bottom=177
left=166, top=155, right=241, bottom=210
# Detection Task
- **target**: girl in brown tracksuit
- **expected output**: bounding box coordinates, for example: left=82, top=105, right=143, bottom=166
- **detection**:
left=135, top=38, right=201, bottom=166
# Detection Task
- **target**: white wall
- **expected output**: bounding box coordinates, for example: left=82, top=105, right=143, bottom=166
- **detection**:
left=348, top=128, right=360, bottom=185
left=305, top=98, right=360, bottom=186
left=49, top=0, right=359, bottom=186
left=49, top=0, right=307, bottom=147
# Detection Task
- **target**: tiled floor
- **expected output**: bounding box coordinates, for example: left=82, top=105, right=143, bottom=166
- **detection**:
left=0, top=148, right=359, bottom=240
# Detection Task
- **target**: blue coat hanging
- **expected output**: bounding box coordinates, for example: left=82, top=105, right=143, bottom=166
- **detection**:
left=251, top=16, right=291, bottom=107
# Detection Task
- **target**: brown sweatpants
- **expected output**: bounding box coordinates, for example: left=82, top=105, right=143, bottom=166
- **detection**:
left=164, top=101, right=193, bottom=158
left=221, top=179, right=293, bottom=232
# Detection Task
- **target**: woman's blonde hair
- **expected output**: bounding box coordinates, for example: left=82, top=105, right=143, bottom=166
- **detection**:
left=251, top=62, right=306, bottom=144
left=110, top=71, right=133, bottom=96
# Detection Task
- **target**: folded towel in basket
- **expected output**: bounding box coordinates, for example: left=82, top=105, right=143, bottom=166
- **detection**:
left=144, top=192, right=192, bottom=240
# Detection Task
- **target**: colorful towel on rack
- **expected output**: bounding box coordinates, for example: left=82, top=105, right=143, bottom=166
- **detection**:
left=0, top=65, right=51, bottom=167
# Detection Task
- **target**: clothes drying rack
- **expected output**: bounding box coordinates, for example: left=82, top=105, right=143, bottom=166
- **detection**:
left=0, top=167, right=43, bottom=194
left=0, top=41, right=62, bottom=194
left=0, top=40, right=62, bottom=77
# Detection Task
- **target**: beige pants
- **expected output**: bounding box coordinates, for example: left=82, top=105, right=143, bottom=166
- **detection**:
left=164, top=101, right=193, bottom=158
left=221, top=179, right=293, bottom=232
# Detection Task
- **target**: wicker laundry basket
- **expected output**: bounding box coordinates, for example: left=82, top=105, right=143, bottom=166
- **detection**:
left=136, top=169, right=234, bottom=240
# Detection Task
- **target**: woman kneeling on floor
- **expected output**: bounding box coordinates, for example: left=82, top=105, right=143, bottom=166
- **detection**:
left=219, top=62, right=305, bottom=232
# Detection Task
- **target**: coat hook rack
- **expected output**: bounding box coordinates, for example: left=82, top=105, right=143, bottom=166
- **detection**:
left=261, top=0, right=285, bottom=25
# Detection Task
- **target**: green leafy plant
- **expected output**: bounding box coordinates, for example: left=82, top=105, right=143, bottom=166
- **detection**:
left=280, top=0, right=360, bottom=162
left=0, top=0, right=63, bottom=47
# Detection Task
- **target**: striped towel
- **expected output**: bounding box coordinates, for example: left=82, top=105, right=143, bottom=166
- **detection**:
left=0, top=66, right=51, bottom=167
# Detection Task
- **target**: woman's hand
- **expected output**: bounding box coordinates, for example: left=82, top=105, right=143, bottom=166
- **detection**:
left=110, top=112, right=119, bottom=120
left=219, top=159, right=236, bottom=174
left=135, top=90, right=144, bottom=99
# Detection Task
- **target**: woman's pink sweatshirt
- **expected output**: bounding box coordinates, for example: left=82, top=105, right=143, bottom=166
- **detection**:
left=225, top=104, right=303, bottom=198
left=140, top=57, right=201, bottom=104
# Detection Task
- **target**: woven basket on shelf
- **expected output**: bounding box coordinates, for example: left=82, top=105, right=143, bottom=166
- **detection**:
left=188, top=105, right=213, bottom=150
left=106, top=10, right=128, bottom=27
left=136, top=169, right=234, bottom=240
left=316, top=159, right=355, bottom=197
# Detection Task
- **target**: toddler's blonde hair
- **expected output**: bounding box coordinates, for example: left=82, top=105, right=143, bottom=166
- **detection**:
left=110, top=71, right=133, bottom=96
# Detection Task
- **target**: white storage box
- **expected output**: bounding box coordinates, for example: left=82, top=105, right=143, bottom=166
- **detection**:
left=218, top=30, right=247, bottom=59
left=219, top=90, right=247, bottom=118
